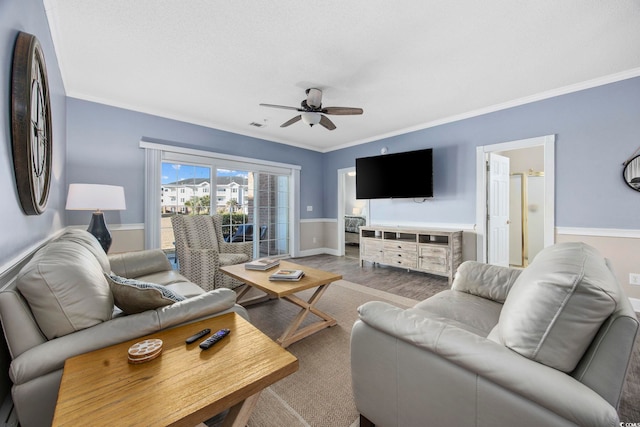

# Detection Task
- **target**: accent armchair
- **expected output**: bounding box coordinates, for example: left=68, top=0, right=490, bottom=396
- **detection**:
left=171, top=214, right=253, bottom=291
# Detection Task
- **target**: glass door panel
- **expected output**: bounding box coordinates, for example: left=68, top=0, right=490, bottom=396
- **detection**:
left=160, top=162, right=212, bottom=264
left=216, top=169, right=289, bottom=257
left=216, top=169, right=250, bottom=242
left=255, top=173, right=289, bottom=257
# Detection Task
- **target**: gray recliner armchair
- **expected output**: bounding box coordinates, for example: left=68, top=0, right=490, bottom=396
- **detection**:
left=351, top=242, right=638, bottom=427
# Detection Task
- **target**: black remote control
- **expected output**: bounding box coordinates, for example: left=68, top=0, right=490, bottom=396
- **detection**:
left=185, top=328, right=211, bottom=344
left=199, top=328, right=230, bottom=350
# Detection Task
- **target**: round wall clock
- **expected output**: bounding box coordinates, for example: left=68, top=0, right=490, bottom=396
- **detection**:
left=11, top=31, right=53, bottom=215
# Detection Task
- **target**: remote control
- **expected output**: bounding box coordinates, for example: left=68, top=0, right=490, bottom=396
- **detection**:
left=199, top=328, right=230, bottom=350
left=185, top=328, right=211, bottom=344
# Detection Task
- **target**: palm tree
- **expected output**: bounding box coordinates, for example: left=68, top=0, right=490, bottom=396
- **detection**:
left=226, top=198, right=238, bottom=213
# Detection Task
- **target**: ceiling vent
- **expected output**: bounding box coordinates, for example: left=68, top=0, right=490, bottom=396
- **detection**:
left=249, top=121, right=265, bottom=128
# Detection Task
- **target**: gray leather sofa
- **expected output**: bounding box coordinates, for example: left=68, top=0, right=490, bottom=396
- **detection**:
left=351, top=242, right=638, bottom=427
left=0, top=229, right=248, bottom=427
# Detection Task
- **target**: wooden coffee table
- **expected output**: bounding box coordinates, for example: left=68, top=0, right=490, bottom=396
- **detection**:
left=221, top=260, right=342, bottom=348
left=52, top=312, right=298, bottom=427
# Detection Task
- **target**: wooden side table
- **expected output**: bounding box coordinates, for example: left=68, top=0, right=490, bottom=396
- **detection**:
left=52, top=312, right=298, bottom=427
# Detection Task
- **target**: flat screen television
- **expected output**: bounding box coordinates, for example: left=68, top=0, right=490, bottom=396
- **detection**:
left=355, top=148, right=433, bottom=199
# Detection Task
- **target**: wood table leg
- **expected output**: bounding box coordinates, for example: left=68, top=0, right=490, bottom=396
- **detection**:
left=276, top=284, right=337, bottom=348
left=220, top=391, right=262, bottom=427
left=236, top=284, right=272, bottom=306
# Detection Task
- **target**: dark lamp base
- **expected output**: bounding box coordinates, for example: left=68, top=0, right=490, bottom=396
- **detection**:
left=87, top=212, right=112, bottom=253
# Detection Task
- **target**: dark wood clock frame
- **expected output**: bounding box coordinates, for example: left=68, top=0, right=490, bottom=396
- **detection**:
left=11, top=31, right=53, bottom=215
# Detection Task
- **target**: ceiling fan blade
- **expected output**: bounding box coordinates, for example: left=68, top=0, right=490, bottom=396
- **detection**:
left=322, top=107, right=364, bottom=115
left=281, top=115, right=302, bottom=128
left=260, top=103, right=302, bottom=112
left=319, top=115, right=336, bottom=131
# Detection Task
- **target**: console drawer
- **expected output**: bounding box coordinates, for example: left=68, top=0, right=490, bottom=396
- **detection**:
left=384, top=250, right=417, bottom=269
left=383, top=241, right=417, bottom=252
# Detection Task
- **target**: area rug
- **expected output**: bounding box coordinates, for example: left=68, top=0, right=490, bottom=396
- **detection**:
left=244, top=280, right=419, bottom=427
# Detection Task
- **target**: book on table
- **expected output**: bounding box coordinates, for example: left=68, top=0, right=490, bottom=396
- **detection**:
left=269, top=269, right=305, bottom=281
left=244, top=258, right=280, bottom=271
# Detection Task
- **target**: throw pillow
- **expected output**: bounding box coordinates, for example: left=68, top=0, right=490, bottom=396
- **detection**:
left=105, top=274, right=186, bottom=314
left=489, top=242, right=620, bottom=372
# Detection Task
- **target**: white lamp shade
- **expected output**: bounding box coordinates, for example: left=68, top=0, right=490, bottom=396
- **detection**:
left=301, top=112, right=321, bottom=126
left=66, top=184, right=126, bottom=211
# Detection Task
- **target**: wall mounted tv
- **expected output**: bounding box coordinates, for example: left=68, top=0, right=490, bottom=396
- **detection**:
left=355, top=148, right=433, bottom=199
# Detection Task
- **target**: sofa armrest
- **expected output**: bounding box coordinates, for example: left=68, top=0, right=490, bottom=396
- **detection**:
left=9, top=289, right=238, bottom=386
left=451, top=261, right=521, bottom=303
left=355, top=301, right=619, bottom=427
left=109, top=249, right=172, bottom=278
left=218, top=241, right=253, bottom=259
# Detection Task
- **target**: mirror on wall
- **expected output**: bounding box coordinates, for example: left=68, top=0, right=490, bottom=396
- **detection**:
left=623, top=155, right=640, bottom=192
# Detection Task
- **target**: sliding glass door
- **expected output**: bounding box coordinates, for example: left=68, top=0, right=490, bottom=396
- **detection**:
left=157, top=152, right=292, bottom=261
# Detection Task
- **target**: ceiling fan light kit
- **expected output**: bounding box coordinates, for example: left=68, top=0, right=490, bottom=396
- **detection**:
left=301, top=112, right=321, bottom=127
left=260, top=88, right=363, bottom=131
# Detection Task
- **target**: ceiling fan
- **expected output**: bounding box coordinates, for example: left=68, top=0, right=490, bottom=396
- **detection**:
left=260, top=88, right=363, bottom=130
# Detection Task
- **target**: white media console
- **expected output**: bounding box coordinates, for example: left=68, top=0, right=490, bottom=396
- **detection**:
left=359, top=225, right=463, bottom=284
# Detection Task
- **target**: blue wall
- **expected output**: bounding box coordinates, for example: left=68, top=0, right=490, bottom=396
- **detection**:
left=0, top=0, right=67, bottom=263
left=324, top=77, right=640, bottom=229
left=66, top=99, right=324, bottom=226
left=3, top=0, right=639, bottom=268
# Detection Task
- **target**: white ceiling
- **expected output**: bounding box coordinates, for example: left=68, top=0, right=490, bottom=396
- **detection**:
left=44, top=0, right=640, bottom=152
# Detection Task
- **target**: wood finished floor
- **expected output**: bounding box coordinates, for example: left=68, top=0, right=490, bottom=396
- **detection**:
left=291, top=246, right=449, bottom=301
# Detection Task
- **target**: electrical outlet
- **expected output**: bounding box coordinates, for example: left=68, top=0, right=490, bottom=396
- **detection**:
left=307, top=206, right=313, bottom=212
left=312, top=237, right=317, bottom=244
left=629, top=273, right=640, bottom=286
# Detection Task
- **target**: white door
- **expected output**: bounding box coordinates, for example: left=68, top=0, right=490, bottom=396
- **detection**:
left=487, top=153, right=510, bottom=266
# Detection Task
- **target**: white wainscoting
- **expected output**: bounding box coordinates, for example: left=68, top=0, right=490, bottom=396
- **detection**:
left=557, top=227, right=640, bottom=311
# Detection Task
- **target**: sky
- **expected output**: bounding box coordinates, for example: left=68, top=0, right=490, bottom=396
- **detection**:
left=161, top=163, right=247, bottom=184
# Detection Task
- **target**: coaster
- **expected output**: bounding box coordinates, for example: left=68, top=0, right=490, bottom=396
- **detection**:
left=128, top=339, right=163, bottom=364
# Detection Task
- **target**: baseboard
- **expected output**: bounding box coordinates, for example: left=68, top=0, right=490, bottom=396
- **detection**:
left=297, top=247, right=340, bottom=257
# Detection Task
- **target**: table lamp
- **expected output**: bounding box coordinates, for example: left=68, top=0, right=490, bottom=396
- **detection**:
left=66, top=183, right=126, bottom=253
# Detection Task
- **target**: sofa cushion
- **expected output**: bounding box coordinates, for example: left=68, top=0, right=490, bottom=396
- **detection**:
left=105, top=274, right=186, bottom=314
left=413, top=290, right=502, bottom=337
left=490, top=242, right=620, bottom=372
left=16, top=241, right=113, bottom=340
left=56, top=229, right=111, bottom=273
